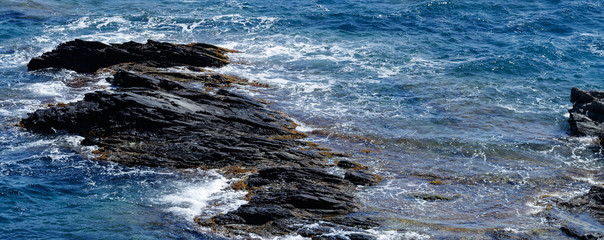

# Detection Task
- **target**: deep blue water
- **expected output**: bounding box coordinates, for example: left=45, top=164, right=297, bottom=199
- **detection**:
left=1, top=0, right=603, bottom=239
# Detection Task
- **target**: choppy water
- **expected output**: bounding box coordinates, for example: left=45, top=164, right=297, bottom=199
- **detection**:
left=1, top=0, right=603, bottom=239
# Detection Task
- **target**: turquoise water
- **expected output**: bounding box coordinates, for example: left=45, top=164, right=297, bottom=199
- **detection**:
left=1, top=0, right=603, bottom=238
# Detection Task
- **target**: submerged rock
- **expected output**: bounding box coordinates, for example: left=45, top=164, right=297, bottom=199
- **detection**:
left=559, top=185, right=604, bottom=225
left=568, top=88, right=604, bottom=147
left=21, top=40, right=381, bottom=238
left=557, top=185, right=604, bottom=239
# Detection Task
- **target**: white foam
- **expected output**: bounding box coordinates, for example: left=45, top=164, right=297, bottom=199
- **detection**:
left=579, top=33, right=600, bottom=37
left=8, top=138, right=56, bottom=152
left=385, top=231, right=430, bottom=240
left=525, top=201, right=546, bottom=215
left=68, top=17, right=92, bottom=30
left=0, top=46, right=34, bottom=67
left=308, top=229, right=429, bottom=240
left=0, top=109, right=11, bottom=116
left=178, top=20, right=205, bottom=33
left=589, top=43, right=604, bottom=56
left=76, top=31, right=167, bottom=45
left=159, top=172, right=248, bottom=221
left=96, top=16, right=129, bottom=29
left=376, top=66, right=401, bottom=78
left=272, top=236, right=307, bottom=240
left=572, top=176, right=604, bottom=186
left=295, top=122, right=316, bottom=132
left=27, top=81, right=68, bottom=97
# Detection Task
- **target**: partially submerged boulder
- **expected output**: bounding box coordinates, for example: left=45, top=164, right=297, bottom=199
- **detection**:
left=21, top=40, right=381, bottom=238
left=568, top=87, right=604, bottom=146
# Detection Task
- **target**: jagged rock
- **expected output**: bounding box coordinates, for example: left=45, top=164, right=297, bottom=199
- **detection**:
left=214, top=167, right=358, bottom=229
left=568, top=88, right=604, bottom=146
left=297, top=226, right=333, bottom=237
left=27, top=39, right=231, bottom=73
left=327, top=216, right=381, bottom=229
left=217, top=205, right=294, bottom=225
left=560, top=225, right=604, bottom=240
left=21, top=40, right=381, bottom=237
left=337, top=160, right=362, bottom=169
left=21, top=71, right=317, bottom=168
left=345, top=170, right=381, bottom=186
left=489, top=228, right=535, bottom=240
left=559, top=185, right=604, bottom=225
left=247, top=167, right=351, bottom=188
left=346, top=233, right=378, bottom=240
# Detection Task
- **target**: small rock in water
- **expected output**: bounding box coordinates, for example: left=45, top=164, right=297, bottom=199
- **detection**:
left=337, top=160, right=363, bottom=169
left=345, top=170, right=381, bottom=186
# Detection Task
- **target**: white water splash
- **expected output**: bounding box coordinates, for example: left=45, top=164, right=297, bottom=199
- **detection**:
left=159, top=171, right=247, bottom=221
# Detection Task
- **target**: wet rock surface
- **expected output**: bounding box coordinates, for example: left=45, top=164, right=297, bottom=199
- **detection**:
left=345, top=170, right=381, bottom=186
left=560, top=226, right=604, bottom=240
left=557, top=185, right=604, bottom=239
left=568, top=88, right=604, bottom=147
left=559, top=185, right=604, bottom=224
left=21, top=40, right=381, bottom=238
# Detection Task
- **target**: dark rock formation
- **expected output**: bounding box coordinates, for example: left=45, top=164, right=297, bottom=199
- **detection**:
left=568, top=88, right=604, bottom=147
left=207, top=167, right=375, bottom=236
left=345, top=170, right=381, bottom=186
left=28, top=39, right=231, bottom=73
left=21, top=70, right=317, bottom=168
left=337, top=160, right=363, bottom=169
left=21, top=40, right=381, bottom=238
left=216, top=168, right=356, bottom=218
left=560, top=225, right=604, bottom=240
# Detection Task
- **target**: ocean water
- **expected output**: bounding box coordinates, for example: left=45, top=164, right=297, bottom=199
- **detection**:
left=1, top=0, right=603, bottom=239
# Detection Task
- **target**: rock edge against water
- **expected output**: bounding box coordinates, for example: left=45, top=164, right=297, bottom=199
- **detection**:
left=21, top=39, right=382, bottom=238
left=568, top=87, right=604, bottom=147
left=563, top=88, right=604, bottom=239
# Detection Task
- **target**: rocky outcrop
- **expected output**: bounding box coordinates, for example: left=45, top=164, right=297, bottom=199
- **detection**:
left=22, top=70, right=314, bottom=169
left=568, top=88, right=604, bottom=147
left=21, top=39, right=381, bottom=238
left=27, top=39, right=232, bottom=73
